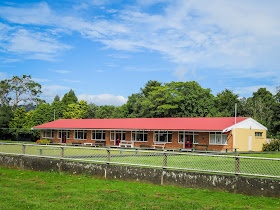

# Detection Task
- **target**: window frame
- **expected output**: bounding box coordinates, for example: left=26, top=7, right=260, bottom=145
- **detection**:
left=153, top=131, right=172, bottom=143
left=178, top=131, right=199, bottom=144
left=57, top=130, right=70, bottom=139
left=209, top=132, right=228, bottom=145
left=255, top=132, right=263, bottom=137
left=74, top=130, right=87, bottom=140
left=131, top=131, right=148, bottom=142
left=42, top=129, right=54, bottom=139
left=91, top=130, right=106, bottom=141
left=110, top=131, right=126, bottom=141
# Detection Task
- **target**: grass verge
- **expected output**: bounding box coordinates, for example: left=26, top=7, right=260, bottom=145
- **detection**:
left=0, top=167, right=280, bottom=209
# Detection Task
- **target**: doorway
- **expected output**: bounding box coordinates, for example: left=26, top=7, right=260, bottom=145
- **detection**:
left=185, top=135, right=193, bottom=148
left=248, top=135, right=252, bottom=151
left=115, top=133, right=121, bottom=146
left=62, top=132, right=67, bottom=143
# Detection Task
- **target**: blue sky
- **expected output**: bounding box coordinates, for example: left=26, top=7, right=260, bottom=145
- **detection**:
left=0, top=0, right=279, bottom=106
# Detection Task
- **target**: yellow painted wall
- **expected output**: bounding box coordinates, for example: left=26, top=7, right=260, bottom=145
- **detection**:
left=233, top=128, right=266, bottom=151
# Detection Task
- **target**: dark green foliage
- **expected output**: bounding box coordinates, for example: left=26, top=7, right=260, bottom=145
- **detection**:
left=96, top=105, right=116, bottom=119
left=62, top=89, right=78, bottom=105
left=53, top=94, right=60, bottom=102
left=215, top=89, right=240, bottom=117
left=272, top=87, right=280, bottom=138
left=51, top=101, right=67, bottom=120
left=84, top=103, right=99, bottom=119
left=30, top=103, right=53, bottom=127
left=140, top=80, right=162, bottom=97
left=8, top=107, right=32, bottom=138
left=0, top=105, right=14, bottom=140
left=125, top=81, right=216, bottom=118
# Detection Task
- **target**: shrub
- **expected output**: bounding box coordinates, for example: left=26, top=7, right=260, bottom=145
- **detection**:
left=262, top=138, right=280, bottom=152
left=36, top=139, right=52, bottom=144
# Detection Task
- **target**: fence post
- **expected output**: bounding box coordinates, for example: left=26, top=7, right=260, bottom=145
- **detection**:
left=107, top=148, right=111, bottom=164
left=22, top=144, right=26, bottom=155
left=61, top=147, right=64, bottom=158
left=163, top=153, right=167, bottom=169
left=235, top=153, right=240, bottom=175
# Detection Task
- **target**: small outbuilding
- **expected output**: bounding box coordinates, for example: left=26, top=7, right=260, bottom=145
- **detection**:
left=33, top=117, right=267, bottom=152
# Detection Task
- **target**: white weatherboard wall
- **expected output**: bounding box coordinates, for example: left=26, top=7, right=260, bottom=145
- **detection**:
left=223, top=118, right=267, bottom=133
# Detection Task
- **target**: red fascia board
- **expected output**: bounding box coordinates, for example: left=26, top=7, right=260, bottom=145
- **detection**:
left=33, top=117, right=248, bottom=131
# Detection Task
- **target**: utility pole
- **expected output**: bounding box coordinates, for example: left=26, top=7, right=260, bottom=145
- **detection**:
left=233, top=103, right=237, bottom=150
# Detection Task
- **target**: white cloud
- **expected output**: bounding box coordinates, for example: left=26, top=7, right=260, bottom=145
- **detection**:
left=0, top=0, right=280, bottom=82
left=6, top=29, right=70, bottom=54
left=41, top=85, right=71, bottom=102
left=0, top=72, right=9, bottom=80
left=33, top=78, right=50, bottom=82
left=173, top=66, right=188, bottom=81
left=62, top=79, right=81, bottom=83
left=78, top=94, right=128, bottom=106
left=235, top=85, right=277, bottom=97
left=0, top=23, right=71, bottom=61
left=52, top=70, right=71, bottom=74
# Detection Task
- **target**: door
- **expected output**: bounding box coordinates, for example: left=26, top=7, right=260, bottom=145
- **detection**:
left=115, top=133, right=121, bottom=146
left=185, top=135, right=193, bottom=148
left=62, top=132, right=67, bottom=143
left=248, top=135, right=252, bottom=151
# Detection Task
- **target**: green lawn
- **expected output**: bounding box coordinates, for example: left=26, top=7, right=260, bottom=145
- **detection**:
left=0, top=167, right=279, bottom=209
left=241, top=152, right=280, bottom=158
left=1, top=143, right=280, bottom=177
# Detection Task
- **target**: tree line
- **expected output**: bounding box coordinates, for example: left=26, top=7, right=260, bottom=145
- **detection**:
left=0, top=76, right=279, bottom=140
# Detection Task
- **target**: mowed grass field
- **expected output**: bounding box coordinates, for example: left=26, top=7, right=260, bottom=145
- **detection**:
left=1, top=143, right=280, bottom=177
left=0, top=167, right=280, bottom=209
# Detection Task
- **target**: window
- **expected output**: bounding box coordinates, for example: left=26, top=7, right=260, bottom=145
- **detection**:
left=42, top=130, right=54, bottom=139
left=57, top=130, right=70, bottom=139
left=131, top=131, right=148, bottom=142
left=255, top=132, right=263, bottom=137
left=74, top=130, right=87, bottom=140
left=92, top=130, right=106, bottom=140
left=178, top=132, right=199, bottom=144
left=110, top=131, right=126, bottom=141
left=209, top=132, right=227, bottom=145
left=154, top=131, right=172, bottom=143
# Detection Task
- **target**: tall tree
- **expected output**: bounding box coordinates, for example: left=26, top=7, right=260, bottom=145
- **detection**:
left=140, top=80, right=162, bottom=97
left=96, top=105, right=116, bottom=119
left=62, top=89, right=78, bottom=105
left=0, top=105, right=14, bottom=139
left=63, top=100, right=88, bottom=119
left=53, top=95, right=60, bottom=102
left=51, top=101, right=67, bottom=120
left=247, top=88, right=276, bottom=135
left=138, top=81, right=216, bottom=118
left=9, top=107, right=28, bottom=137
left=9, top=75, right=42, bottom=108
left=84, top=103, right=99, bottom=119
left=0, top=80, right=11, bottom=106
left=272, top=87, right=280, bottom=137
left=30, top=103, right=53, bottom=127
left=215, top=89, right=240, bottom=117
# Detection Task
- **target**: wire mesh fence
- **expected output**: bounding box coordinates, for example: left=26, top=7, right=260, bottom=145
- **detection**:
left=0, top=143, right=279, bottom=178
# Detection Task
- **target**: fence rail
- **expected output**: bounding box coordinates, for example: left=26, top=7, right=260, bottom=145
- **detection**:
left=0, top=143, right=279, bottom=178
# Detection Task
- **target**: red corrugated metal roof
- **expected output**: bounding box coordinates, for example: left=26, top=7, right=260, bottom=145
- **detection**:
left=32, top=117, right=249, bottom=131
